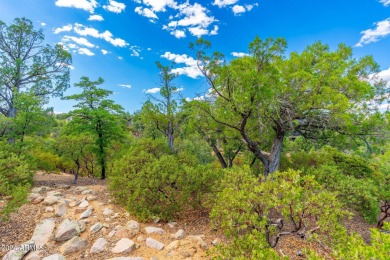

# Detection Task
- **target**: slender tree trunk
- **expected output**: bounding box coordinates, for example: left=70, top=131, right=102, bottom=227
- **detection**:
left=211, top=143, right=228, bottom=168
left=73, top=159, right=80, bottom=184
left=97, top=120, right=106, bottom=179
left=6, top=105, right=16, bottom=144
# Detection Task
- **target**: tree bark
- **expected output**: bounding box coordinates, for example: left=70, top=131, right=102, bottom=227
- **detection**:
left=268, top=132, right=284, bottom=174
left=210, top=143, right=228, bottom=168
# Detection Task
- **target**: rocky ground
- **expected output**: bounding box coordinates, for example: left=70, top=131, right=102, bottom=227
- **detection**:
left=0, top=172, right=375, bottom=260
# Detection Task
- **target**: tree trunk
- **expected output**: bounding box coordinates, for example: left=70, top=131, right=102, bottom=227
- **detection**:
left=268, top=132, right=284, bottom=174
left=6, top=106, right=16, bottom=144
left=211, top=143, right=228, bottom=168
left=73, top=159, right=80, bottom=184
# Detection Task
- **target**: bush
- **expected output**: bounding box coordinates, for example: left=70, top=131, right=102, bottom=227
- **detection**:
left=284, top=146, right=380, bottom=223
left=0, top=149, right=33, bottom=220
left=109, top=139, right=221, bottom=221
left=210, top=167, right=348, bottom=258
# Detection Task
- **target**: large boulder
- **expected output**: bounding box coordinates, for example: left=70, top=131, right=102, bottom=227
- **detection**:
left=31, top=218, right=56, bottom=246
left=55, top=219, right=81, bottom=241
left=60, top=236, right=88, bottom=255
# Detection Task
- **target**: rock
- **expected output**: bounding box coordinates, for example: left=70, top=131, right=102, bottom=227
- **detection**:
left=111, top=238, right=135, bottom=254
left=136, top=235, right=145, bottom=242
left=145, top=226, right=165, bottom=235
left=188, top=235, right=208, bottom=251
left=153, top=217, right=160, bottom=223
left=126, top=220, right=140, bottom=236
left=68, top=201, right=78, bottom=207
left=42, top=254, right=66, bottom=260
left=2, top=240, right=35, bottom=260
left=55, top=218, right=81, bottom=241
left=28, top=193, right=40, bottom=201
left=46, top=191, right=62, bottom=197
left=57, top=184, right=70, bottom=190
left=90, top=222, right=103, bottom=233
left=55, top=202, right=67, bottom=217
left=79, top=200, right=89, bottom=208
left=212, top=238, right=221, bottom=246
left=31, top=218, right=55, bottom=247
left=74, top=186, right=89, bottom=194
left=103, top=208, right=113, bottom=216
left=45, top=206, right=54, bottom=212
left=145, top=238, right=164, bottom=250
left=179, top=249, right=195, bottom=258
left=31, top=186, right=51, bottom=194
left=79, top=208, right=93, bottom=219
left=112, top=213, right=120, bottom=219
left=170, top=229, right=185, bottom=239
left=60, top=236, right=88, bottom=255
left=86, top=195, right=96, bottom=201
left=90, top=237, right=108, bottom=254
left=167, top=222, right=177, bottom=228
left=81, top=189, right=93, bottom=195
left=166, top=240, right=180, bottom=252
left=43, top=196, right=60, bottom=206
left=32, top=196, right=44, bottom=204
left=297, top=250, right=303, bottom=256
left=78, top=221, right=86, bottom=232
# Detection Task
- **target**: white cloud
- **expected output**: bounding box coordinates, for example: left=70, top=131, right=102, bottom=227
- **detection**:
left=73, top=23, right=128, bottom=47
left=147, top=47, right=152, bottom=51
left=136, top=0, right=177, bottom=12
left=380, top=0, right=390, bottom=7
left=188, top=27, right=209, bottom=37
left=130, top=46, right=141, bottom=57
left=231, top=51, right=249, bottom=57
left=55, top=0, right=98, bottom=13
left=78, top=48, right=95, bottom=56
left=103, top=0, right=126, bottom=13
left=161, top=52, right=202, bottom=79
left=232, top=5, right=246, bottom=15
left=210, top=25, right=219, bottom=35
left=173, top=87, right=184, bottom=92
left=88, top=14, right=104, bottom=21
left=378, top=67, right=390, bottom=83
left=170, top=29, right=186, bottom=38
left=135, top=6, right=158, bottom=19
left=101, top=49, right=108, bottom=55
left=62, top=36, right=95, bottom=48
left=119, top=84, right=132, bottom=89
left=54, top=24, right=73, bottom=34
left=356, top=18, right=390, bottom=47
left=40, top=22, right=46, bottom=27
left=118, top=56, right=123, bottom=60
left=144, top=87, right=161, bottom=94
left=213, top=0, right=239, bottom=8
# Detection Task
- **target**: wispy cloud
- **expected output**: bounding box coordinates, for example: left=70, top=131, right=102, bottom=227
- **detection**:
left=130, top=46, right=141, bottom=57
left=144, top=87, right=161, bottom=94
left=119, top=84, right=132, bottom=89
left=54, top=24, right=73, bottom=34
left=380, top=0, right=390, bottom=7
left=213, top=0, right=239, bottom=8
left=55, top=0, right=98, bottom=13
left=78, top=48, right=95, bottom=56
left=231, top=51, right=249, bottom=57
left=356, top=18, right=390, bottom=47
left=62, top=35, right=95, bottom=48
left=88, top=14, right=104, bottom=21
left=103, top=0, right=126, bottom=13
left=101, top=49, right=108, bottom=55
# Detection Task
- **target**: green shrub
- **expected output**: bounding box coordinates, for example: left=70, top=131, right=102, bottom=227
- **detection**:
left=210, top=167, right=348, bottom=258
left=109, top=140, right=221, bottom=221
left=0, top=150, right=33, bottom=220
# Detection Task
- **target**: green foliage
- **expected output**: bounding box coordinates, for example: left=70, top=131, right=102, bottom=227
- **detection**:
left=0, top=145, right=33, bottom=220
left=109, top=138, right=221, bottom=221
left=333, top=223, right=390, bottom=259
left=210, top=167, right=348, bottom=258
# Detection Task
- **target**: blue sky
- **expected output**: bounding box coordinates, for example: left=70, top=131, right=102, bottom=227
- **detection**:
left=1, top=0, right=390, bottom=113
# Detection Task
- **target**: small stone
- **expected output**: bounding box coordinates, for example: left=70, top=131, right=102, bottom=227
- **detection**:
left=166, top=240, right=180, bottom=252
left=47, top=191, right=62, bottom=197
left=69, top=201, right=78, bottom=207
left=103, top=208, right=113, bottom=216
left=57, top=184, right=71, bottom=190
left=108, top=230, right=116, bottom=238
left=145, top=238, right=164, bottom=250
left=90, top=222, right=103, bottom=233
left=60, top=236, right=88, bottom=255
left=153, top=217, right=160, bottom=223
left=126, top=220, right=140, bottom=237
left=90, top=238, right=108, bottom=254
left=28, top=193, right=40, bottom=201
left=81, top=189, right=93, bottom=195
left=87, top=195, right=97, bottom=201
left=42, top=254, right=66, bottom=260
left=145, top=226, right=165, bottom=235
left=32, top=196, right=44, bottom=204
left=55, top=202, right=67, bottom=217
left=188, top=235, right=208, bottom=251
left=111, top=238, right=135, bottom=254
left=179, top=249, right=195, bottom=258
left=212, top=238, right=221, bottom=246
left=297, top=250, right=303, bottom=256
left=45, top=206, right=54, bottom=212
left=79, top=200, right=89, bottom=208
left=74, top=186, right=89, bottom=194
left=167, top=222, right=177, bottom=228
left=2, top=240, right=35, bottom=260
left=79, top=208, right=93, bottom=219
left=112, top=213, right=120, bottom=219
left=170, top=229, right=185, bottom=239
left=136, top=235, right=145, bottom=243
left=78, top=221, right=86, bottom=232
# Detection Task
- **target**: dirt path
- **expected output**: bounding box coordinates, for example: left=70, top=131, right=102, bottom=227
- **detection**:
left=0, top=172, right=217, bottom=260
